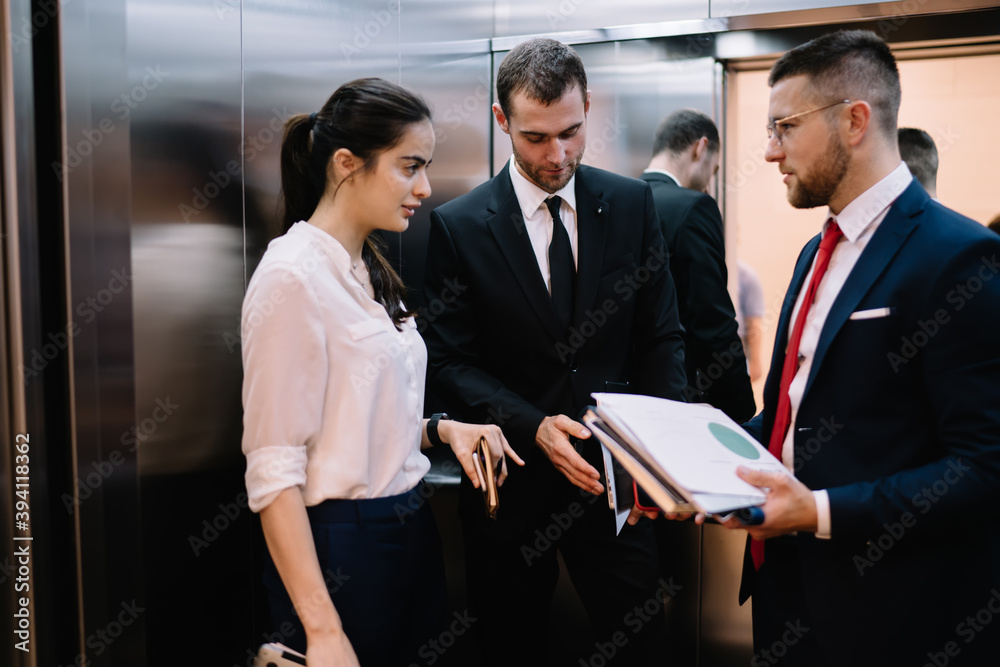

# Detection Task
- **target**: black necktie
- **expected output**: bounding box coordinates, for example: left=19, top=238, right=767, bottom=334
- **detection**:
left=545, top=196, right=575, bottom=331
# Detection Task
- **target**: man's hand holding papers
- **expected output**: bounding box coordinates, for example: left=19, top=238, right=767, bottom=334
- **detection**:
left=587, top=393, right=791, bottom=524
left=716, top=466, right=819, bottom=538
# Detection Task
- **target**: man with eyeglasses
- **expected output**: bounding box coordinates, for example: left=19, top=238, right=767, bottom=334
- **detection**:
left=712, top=29, right=1000, bottom=665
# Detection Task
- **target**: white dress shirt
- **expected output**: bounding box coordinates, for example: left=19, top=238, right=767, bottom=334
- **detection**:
left=241, top=221, right=429, bottom=512
left=782, top=162, right=913, bottom=538
left=508, top=156, right=579, bottom=292
left=642, top=168, right=682, bottom=187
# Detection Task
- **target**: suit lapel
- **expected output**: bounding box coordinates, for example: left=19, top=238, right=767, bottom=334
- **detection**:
left=573, top=167, right=609, bottom=326
left=771, top=236, right=821, bottom=374
left=803, top=181, right=926, bottom=396
left=486, top=163, right=565, bottom=340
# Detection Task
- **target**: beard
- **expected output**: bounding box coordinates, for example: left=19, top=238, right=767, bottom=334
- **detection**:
left=788, top=134, right=849, bottom=209
left=512, top=144, right=584, bottom=194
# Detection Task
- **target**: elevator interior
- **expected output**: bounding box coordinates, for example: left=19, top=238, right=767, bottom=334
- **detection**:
left=3, top=1, right=1000, bottom=666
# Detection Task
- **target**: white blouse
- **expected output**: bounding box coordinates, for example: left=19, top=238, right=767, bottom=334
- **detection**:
left=241, top=221, right=429, bottom=513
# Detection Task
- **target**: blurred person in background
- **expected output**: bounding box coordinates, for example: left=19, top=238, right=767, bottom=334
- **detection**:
left=898, top=126, right=938, bottom=199
left=642, top=108, right=755, bottom=421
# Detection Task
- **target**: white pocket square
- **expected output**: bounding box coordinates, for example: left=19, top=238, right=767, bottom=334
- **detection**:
left=849, top=307, right=893, bottom=320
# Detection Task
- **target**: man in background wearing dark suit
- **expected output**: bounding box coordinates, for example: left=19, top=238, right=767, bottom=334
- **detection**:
left=422, top=38, right=687, bottom=666
left=642, top=109, right=755, bottom=422
left=898, top=126, right=939, bottom=199
left=715, top=30, right=1000, bottom=665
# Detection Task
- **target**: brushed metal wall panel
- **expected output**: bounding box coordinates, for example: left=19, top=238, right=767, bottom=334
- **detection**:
left=493, top=0, right=708, bottom=37
left=61, top=0, right=147, bottom=664
left=126, top=1, right=251, bottom=665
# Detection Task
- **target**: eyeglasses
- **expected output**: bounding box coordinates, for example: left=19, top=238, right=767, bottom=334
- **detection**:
left=766, top=99, right=851, bottom=145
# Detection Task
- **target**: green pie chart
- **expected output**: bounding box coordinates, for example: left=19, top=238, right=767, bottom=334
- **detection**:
left=708, top=422, right=760, bottom=460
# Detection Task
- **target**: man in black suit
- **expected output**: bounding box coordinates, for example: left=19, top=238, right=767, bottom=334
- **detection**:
left=642, top=109, right=755, bottom=422
left=898, top=126, right=939, bottom=199
left=422, top=38, right=686, bottom=666
left=709, top=30, right=1000, bottom=665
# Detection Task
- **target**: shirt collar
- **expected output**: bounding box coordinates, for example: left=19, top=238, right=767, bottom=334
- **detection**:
left=508, top=155, right=577, bottom=220
left=642, top=168, right=682, bottom=187
left=829, top=162, right=912, bottom=243
left=293, top=220, right=352, bottom=274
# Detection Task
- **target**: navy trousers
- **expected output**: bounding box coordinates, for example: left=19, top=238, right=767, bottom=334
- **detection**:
left=263, top=485, right=447, bottom=666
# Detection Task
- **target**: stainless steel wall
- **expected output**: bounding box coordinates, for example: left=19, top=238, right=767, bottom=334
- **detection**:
left=4, top=1, right=1000, bottom=666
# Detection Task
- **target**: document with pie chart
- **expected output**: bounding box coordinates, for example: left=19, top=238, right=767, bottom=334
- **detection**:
left=584, top=393, right=789, bottom=515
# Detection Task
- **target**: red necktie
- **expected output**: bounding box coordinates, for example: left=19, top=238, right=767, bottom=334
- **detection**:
left=752, top=220, right=843, bottom=570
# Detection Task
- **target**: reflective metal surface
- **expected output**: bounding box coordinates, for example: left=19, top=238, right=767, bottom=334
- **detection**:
left=493, top=0, right=705, bottom=38
left=4, top=1, right=998, bottom=665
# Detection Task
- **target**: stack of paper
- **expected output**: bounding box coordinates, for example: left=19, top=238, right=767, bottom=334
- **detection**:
left=586, top=393, right=788, bottom=517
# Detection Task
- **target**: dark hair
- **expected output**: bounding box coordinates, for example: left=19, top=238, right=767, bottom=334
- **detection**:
left=496, top=38, right=587, bottom=118
left=652, top=109, right=720, bottom=157
left=279, top=77, right=430, bottom=329
left=898, top=127, right=938, bottom=191
left=769, top=30, right=900, bottom=137
left=988, top=214, right=1000, bottom=235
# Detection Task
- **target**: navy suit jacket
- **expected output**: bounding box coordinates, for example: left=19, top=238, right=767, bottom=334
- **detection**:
left=422, top=162, right=687, bottom=536
left=741, top=180, right=1000, bottom=663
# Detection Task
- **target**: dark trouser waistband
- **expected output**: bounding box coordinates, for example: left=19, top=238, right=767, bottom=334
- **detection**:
left=306, top=483, right=427, bottom=525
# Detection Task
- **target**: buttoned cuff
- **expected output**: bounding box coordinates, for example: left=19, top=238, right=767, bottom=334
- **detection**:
left=813, top=489, right=832, bottom=539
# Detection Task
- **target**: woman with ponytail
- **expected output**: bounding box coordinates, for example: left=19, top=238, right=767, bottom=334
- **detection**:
left=241, top=78, right=523, bottom=666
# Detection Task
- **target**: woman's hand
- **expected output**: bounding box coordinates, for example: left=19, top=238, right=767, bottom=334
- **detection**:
left=438, top=421, right=525, bottom=488
left=305, top=628, right=360, bottom=667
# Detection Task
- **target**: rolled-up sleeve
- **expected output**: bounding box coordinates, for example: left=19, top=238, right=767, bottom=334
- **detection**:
left=241, top=263, right=328, bottom=512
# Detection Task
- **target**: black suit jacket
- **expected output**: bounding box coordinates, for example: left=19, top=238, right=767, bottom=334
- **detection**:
left=642, top=172, right=755, bottom=421
left=423, top=163, right=687, bottom=535
left=740, top=181, right=1000, bottom=663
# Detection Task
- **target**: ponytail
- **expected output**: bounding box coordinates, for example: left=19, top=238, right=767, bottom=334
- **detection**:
left=279, top=113, right=323, bottom=234
left=277, top=78, right=430, bottom=330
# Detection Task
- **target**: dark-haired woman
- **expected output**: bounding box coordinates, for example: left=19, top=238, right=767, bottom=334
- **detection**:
left=241, top=78, right=523, bottom=667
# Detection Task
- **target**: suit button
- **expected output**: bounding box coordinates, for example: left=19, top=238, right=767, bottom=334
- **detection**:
left=570, top=364, right=579, bottom=373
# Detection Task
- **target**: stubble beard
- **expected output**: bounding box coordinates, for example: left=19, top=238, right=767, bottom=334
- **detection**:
left=512, top=144, right=585, bottom=194
left=788, top=134, right=849, bottom=209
